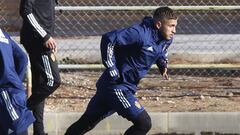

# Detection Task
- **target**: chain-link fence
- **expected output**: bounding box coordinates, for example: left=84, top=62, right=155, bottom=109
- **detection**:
left=1, top=0, right=240, bottom=76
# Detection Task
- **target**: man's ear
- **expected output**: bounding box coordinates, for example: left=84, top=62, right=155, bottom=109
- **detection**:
left=155, top=21, right=162, bottom=29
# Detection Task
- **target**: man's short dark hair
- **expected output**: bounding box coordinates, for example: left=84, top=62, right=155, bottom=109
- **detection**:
left=153, top=6, right=178, bottom=22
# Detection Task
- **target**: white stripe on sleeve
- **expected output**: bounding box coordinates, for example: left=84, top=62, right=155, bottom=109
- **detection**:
left=27, top=13, right=47, bottom=37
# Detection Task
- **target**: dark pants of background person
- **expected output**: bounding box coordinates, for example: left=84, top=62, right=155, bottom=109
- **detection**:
left=22, top=35, right=61, bottom=135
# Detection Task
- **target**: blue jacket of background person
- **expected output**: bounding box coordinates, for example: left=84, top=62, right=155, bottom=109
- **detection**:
left=0, top=29, right=28, bottom=90
left=97, top=17, right=173, bottom=93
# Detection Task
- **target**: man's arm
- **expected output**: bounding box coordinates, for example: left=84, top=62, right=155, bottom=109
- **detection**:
left=101, top=27, right=141, bottom=80
left=156, top=41, right=172, bottom=80
left=20, top=0, right=57, bottom=52
left=20, top=0, right=50, bottom=42
left=7, top=35, right=28, bottom=81
left=156, top=58, right=169, bottom=80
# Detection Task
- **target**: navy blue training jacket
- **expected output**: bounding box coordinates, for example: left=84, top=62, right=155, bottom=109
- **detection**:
left=97, top=17, right=173, bottom=92
left=0, top=29, right=28, bottom=90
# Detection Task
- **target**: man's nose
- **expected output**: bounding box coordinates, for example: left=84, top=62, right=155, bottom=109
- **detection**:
left=173, top=27, right=176, bottom=33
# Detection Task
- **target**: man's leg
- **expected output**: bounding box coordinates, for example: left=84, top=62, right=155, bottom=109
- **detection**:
left=65, top=112, right=106, bottom=135
left=28, top=51, right=61, bottom=108
left=27, top=57, right=46, bottom=135
left=65, top=93, right=112, bottom=135
left=124, top=110, right=151, bottom=135
left=32, top=101, right=45, bottom=135
left=108, top=88, right=152, bottom=135
left=28, top=51, right=61, bottom=135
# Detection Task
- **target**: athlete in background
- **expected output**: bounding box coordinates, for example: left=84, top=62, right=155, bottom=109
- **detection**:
left=0, top=28, right=35, bottom=135
left=20, top=0, right=61, bottom=134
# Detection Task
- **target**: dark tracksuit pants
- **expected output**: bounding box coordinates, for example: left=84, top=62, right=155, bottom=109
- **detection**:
left=22, top=35, right=61, bottom=135
left=65, top=87, right=152, bottom=135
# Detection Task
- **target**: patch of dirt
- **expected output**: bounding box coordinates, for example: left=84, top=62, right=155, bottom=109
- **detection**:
left=45, top=71, right=240, bottom=112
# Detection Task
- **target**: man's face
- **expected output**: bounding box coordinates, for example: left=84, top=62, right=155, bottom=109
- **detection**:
left=159, top=19, right=178, bottom=40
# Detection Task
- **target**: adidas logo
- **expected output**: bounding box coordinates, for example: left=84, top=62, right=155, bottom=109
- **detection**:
left=8, top=129, right=14, bottom=134
left=147, top=46, right=153, bottom=52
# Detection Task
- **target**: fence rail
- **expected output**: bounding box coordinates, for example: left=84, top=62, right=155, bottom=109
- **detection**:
left=55, top=6, right=240, bottom=11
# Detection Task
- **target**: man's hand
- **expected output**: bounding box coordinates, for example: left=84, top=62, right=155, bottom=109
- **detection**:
left=162, top=68, right=170, bottom=80
left=44, top=37, right=57, bottom=53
